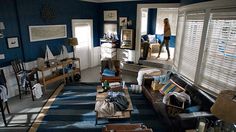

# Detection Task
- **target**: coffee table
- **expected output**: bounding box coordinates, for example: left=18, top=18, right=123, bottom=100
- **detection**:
left=95, top=85, right=133, bottom=125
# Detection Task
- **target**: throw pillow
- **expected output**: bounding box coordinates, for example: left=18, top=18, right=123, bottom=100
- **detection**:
left=130, top=85, right=142, bottom=94
left=185, top=105, right=201, bottom=113
left=148, top=35, right=157, bottom=44
left=102, top=68, right=115, bottom=77
left=159, top=79, right=185, bottom=95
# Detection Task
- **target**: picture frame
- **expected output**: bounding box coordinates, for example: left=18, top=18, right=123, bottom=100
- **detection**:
left=104, top=23, right=117, bottom=34
left=29, top=24, right=67, bottom=42
left=104, top=10, right=117, bottom=21
left=119, top=17, right=127, bottom=27
left=7, top=37, right=19, bottom=48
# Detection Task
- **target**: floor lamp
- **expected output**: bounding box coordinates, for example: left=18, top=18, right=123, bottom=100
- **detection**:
left=68, top=38, right=78, bottom=59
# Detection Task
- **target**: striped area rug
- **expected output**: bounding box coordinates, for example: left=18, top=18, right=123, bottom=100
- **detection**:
left=35, top=83, right=167, bottom=132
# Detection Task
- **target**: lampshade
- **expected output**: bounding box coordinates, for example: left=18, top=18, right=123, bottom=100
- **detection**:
left=68, top=38, right=78, bottom=46
left=210, top=90, right=236, bottom=123
left=0, top=22, right=5, bottom=30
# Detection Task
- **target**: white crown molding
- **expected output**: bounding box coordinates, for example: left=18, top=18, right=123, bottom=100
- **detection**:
left=81, top=0, right=141, bottom=3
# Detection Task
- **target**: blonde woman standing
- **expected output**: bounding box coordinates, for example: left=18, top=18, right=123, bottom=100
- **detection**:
left=157, top=18, right=171, bottom=60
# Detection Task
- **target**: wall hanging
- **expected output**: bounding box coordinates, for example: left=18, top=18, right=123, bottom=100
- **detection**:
left=7, top=37, right=19, bottom=48
left=29, top=24, right=67, bottom=42
left=104, top=10, right=117, bottom=21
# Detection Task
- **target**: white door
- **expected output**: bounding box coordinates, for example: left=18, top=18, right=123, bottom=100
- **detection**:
left=72, top=19, right=93, bottom=70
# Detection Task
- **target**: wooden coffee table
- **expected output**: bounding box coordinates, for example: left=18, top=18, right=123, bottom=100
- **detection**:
left=95, top=85, right=133, bottom=125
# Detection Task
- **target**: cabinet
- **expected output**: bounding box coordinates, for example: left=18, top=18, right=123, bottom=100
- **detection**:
left=120, top=29, right=134, bottom=49
left=37, top=58, right=81, bottom=89
left=100, top=39, right=117, bottom=60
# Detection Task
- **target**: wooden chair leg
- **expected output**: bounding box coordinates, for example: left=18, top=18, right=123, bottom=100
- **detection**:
left=0, top=101, right=7, bottom=127
left=28, top=82, right=34, bottom=101
left=18, top=86, right=22, bottom=99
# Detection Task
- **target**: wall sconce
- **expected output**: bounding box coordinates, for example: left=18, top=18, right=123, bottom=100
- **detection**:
left=0, top=22, right=5, bottom=38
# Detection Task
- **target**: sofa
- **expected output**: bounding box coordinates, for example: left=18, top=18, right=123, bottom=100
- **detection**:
left=142, top=73, right=216, bottom=131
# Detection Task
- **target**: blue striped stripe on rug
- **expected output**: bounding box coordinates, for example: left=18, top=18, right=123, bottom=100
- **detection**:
left=37, top=83, right=167, bottom=132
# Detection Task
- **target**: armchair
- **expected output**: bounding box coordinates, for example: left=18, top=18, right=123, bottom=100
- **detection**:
left=100, top=59, right=122, bottom=83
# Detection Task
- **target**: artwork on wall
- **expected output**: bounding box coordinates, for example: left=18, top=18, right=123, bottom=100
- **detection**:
left=29, top=24, right=67, bottom=42
left=119, top=17, right=127, bottom=27
left=104, top=23, right=117, bottom=34
left=104, top=10, right=117, bottom=21
left=7, top=37, right=19, bottom=48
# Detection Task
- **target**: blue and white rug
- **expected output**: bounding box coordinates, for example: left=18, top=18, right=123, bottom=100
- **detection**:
left=34, top=83, right=167, bottom=132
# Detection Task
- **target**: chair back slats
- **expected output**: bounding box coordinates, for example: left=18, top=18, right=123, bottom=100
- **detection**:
left=11, top=59, right=25, bottom=75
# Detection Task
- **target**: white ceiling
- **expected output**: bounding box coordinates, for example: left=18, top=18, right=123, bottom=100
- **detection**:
left=81, top=0, right=141, bottom=3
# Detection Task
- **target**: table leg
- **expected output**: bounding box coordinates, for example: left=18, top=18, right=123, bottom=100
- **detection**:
left=95, top=112, right=98, bottom=125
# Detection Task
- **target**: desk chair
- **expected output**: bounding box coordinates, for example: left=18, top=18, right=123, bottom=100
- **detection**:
left=101, top=59, right=122, bottom=83
left=11, top=59, right=39, bottom=101
left=0, top=69, right=10, bottom=126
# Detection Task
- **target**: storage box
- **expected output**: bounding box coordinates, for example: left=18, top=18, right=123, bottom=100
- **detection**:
left=151, top=80, right=164, bottom=91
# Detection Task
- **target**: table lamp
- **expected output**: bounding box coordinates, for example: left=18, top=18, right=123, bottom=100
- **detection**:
left=68, top=38, right=78, bottom=59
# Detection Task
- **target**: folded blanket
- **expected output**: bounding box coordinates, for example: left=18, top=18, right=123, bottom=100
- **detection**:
left=102, top=68, right=115, bottom=77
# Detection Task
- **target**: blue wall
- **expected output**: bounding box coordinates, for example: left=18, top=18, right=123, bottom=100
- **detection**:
left=0, top=0, right=99, bottom=66
left=99, top=1, right=137, bottom=42
left=0, top=0, right=208, bottom=67
left=147, top=8, right=157, bottom=35
left=0, top=0, right=23, bottom=67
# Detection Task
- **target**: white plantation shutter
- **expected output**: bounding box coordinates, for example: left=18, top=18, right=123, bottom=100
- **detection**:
left=199, top=11, right=236, bottom=94
left=179, top=12, right=205, bottom=81
left=174, top=14, right=185, bottom=69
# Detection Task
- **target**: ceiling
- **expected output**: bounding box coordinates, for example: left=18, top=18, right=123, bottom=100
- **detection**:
left=81, top=0, right=142, bottom=3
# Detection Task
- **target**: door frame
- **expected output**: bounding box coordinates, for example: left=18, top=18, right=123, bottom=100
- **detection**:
left=135, top=3, right=180, bottom=63
left=71, top=19, right=94, bottom=68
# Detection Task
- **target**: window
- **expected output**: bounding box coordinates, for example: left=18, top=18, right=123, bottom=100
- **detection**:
left=178, top=12, right=205, bottom=81
left=155, top=8, right=178, bottom=35
left=173, top=14, right=185, bottom=69
left=141, top=8, right=148, bottom=35
left=199, top=11, right=236, bottom=93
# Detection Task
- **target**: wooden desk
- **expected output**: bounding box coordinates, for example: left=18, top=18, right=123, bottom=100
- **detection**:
left=95, top=85, right=133, bottom=125
left=37, top=58, right=81, bottom=89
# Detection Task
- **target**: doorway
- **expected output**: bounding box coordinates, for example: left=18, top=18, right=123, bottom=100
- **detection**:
left=136, top=4, right=179, bottom=64
left=72, top=19, right=93, bottom=70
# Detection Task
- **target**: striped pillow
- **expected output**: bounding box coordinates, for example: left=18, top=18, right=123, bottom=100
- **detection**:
left=130, top=85, right=142, bottom=94
left=159, top=80, right=184, bottom=95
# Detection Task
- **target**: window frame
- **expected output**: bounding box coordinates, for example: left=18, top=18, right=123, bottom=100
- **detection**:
left=175, top=0, right=236, bottom=95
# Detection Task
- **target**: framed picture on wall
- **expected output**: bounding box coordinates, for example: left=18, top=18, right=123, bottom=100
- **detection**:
left=119, top=17, right=127, bottom=27
left=104, top=10, right=117, bottom=21
left=29, top=24, right=67, bottom=42
left=6, top=37, right=19, bottom=48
